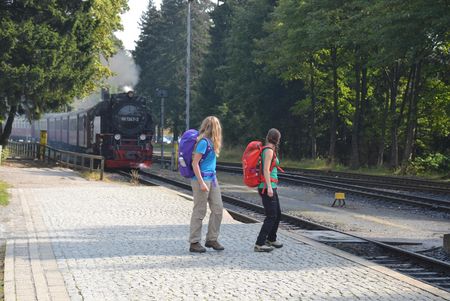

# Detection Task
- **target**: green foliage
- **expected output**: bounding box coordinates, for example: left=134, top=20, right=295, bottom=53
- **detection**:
left=406, top=153, right=450, bottom=175
left=0, top=0, right=128, bottom=145
left=0, top=147, right=9, bottom=164
left=133, top=0, right=449, bottom=173
left=256, top=0, right=450, bottom=168
left=133, top=0, right=212, bottom=139
left=195, top=0, right=307, bottom=154
left=192, top=1, right=234, bottom=125
left=0, top=181, right=9, bottom=206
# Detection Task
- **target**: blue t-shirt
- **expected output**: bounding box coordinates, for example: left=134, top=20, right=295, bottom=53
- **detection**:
left=192, top=139, right=216, bottom=181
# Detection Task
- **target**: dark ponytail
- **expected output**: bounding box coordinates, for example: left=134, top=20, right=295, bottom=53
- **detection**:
left=265, top=128, right=281, bottom=151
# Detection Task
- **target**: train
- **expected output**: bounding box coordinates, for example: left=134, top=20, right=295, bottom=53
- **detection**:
left=7, top=90, right=154, bottom=169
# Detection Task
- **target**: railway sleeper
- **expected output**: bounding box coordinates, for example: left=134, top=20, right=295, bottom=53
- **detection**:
left=382, top=263, right=414, bottom=268
left=407, top=272, right=442, bottom=277
left=366, top=256, right=390, bottom=260
left=420, top=277, right=450, bottom=282
left=397, top=268, right=428, bottom=273
left=369, top=258, right=402, bottom=263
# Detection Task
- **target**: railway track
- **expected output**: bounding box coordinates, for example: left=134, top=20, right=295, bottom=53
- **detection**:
left=217, top=161, right=450, bottom=193
left=214, top=164, right=450, bottom=213
left=120, top=169, right=450, bottom=292
left=153, top=154, right=449, bottom=193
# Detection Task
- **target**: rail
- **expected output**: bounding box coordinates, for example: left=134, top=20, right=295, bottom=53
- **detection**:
left=131, top=170, right=450, bottom=292
left=6, top=141, right=104, bottom=180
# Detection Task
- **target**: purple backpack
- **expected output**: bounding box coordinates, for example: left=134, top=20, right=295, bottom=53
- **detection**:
left=178, top=129, right=212, bottom=178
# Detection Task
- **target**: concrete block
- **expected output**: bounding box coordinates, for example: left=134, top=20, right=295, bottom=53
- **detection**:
left=444, top=234, right=450, bottom=254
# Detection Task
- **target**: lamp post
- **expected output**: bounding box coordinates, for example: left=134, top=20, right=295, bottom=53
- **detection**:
left=185, top=0, right=193, bottom=131
left=156, top=88, right=168, bottom=168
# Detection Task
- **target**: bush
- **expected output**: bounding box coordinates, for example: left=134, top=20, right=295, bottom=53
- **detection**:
left=0, top=181, right=9, bottom=206
left=0, top=146, right=9, bottom=164
left=406, top=153, right=449, bottom=175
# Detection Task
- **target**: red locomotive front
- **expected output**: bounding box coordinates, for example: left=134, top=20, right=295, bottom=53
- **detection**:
left=93, top=91, right=154, bottom=169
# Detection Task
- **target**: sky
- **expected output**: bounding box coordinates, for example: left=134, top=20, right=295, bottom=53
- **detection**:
left=115, top=0, right=162, bottom=51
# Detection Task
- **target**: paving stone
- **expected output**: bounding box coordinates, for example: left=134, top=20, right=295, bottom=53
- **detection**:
left=1, top=166, right=450, bottom=300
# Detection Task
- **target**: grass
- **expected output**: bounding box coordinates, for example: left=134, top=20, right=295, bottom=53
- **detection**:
left=0, top=243, right=4, bottom=300
left=0, top=147, right=9, bottom=164
left=218, top=146, right=245, bottom=163
left=80, top=171, right=102, bottom=181
left=0, top=180, right=5, bottom=300
left=151, top=143, right=448, bottom=180
left=218, top=146, right=448, bottom=180
left=129, top=169, right=140, bottom=185
left=0, top=181, right=9, bottom=206
left=153, top=143, right=175, bottom=155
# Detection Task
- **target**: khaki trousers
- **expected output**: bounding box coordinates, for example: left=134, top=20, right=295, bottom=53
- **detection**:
left=189, top=180, right=223, bottom=243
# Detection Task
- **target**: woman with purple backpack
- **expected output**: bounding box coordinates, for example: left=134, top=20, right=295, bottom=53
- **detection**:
left=188, top=116, right=225, bottom=253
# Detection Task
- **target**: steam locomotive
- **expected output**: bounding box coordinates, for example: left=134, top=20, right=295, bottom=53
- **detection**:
left=9, top=91, right=154, bottom=169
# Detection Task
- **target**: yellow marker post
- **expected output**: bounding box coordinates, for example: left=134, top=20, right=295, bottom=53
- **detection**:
left=40, top=130, right=48, bottom=160
left=173, top=141, right=179, bottom=171
left=332, top=192, right=346, bottom=207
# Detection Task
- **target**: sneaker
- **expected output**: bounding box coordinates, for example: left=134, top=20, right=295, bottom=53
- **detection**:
left=254, top=244, right=274, bottom=252
left=189, top=242, right=206, bottom=253
left=205, top=240, right=225, bottom=251
left=266, top=240, right=283, bottom=248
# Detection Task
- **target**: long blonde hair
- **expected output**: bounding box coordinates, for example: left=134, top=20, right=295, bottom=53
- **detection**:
left=198, top=116, right=222, bottom=156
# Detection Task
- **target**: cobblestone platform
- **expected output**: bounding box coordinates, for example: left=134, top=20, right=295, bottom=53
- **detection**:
left=1, top=165, right=449, bottom=300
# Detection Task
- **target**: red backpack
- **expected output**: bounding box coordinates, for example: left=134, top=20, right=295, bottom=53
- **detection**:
left=242, top=141, right=282, bottom=188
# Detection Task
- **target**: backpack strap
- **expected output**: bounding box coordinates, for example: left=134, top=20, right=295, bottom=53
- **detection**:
left=259, top=146, right=283, bottom=194
left=193, top=137, right=213, bottom=162
left=195, top=139, right=216, bottom=185
left=202, top=138, right=213, bottom=159
left=260, top=146, right=276, bottom=170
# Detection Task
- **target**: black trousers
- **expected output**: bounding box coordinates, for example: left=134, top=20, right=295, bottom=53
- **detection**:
left=256, top=188, right=281, bottom=246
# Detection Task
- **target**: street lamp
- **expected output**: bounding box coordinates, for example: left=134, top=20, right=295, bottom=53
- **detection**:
left=185, top=0, right=193, bottom=131
left=156, top=88, right=168, bottom=168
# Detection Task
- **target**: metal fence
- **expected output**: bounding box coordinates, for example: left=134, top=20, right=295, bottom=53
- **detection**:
left=6, top=141, right=104, bottom=180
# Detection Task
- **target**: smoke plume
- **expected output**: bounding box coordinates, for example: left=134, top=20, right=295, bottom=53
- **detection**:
left=106, top=50, right=140, bottom=90
left=72, top=50, right=140, bottom=110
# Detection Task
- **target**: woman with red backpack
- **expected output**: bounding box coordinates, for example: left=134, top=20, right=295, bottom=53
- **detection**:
left=188, top=116, right=225, bottom=253
left=254, top=128, right=283, bottom=252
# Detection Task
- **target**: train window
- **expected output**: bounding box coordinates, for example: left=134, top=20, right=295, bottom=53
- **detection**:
left=56, top=119, right=61, bottom=141
left=49, top=119, right=55, bottom=141
left=69, top=117, right=77, bottom=131
left=69, top=117, right=77, bottom=145
left=33, top=120, right=39, bottom=139
left=65, top=118, right=70, bottom=143
left=40, top=119, right=47, bottom=131
left=79, top=115, right=86, bottom=147
left=94, top=116, right=101, bottom=136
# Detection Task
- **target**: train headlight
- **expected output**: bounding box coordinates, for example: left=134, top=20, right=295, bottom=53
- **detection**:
left=139, top=134, right=146, bottom=141
left=114, top=134, right=121, bottom=140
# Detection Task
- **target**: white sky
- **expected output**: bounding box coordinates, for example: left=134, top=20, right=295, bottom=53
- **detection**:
left=115, top=0, right=162, bottom=51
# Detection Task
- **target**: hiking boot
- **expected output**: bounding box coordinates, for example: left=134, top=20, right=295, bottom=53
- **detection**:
left=205, top=240, right=225, bottom=251
left=266, top=240, right=283, bottom=248
left=189, top=242, right=206, bottom=253
left=254, top=244, right=274, bottom=252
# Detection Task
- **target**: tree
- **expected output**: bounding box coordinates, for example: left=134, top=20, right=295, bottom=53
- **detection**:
left=259, top=0, right=349, bottom=162
left=0, top=0, right=128, bottom=146
left=134, top=0, right=212, bottom=139
left=192, top=1, right=233, bottom=124
left=214, top=0, right=302, bottom=150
